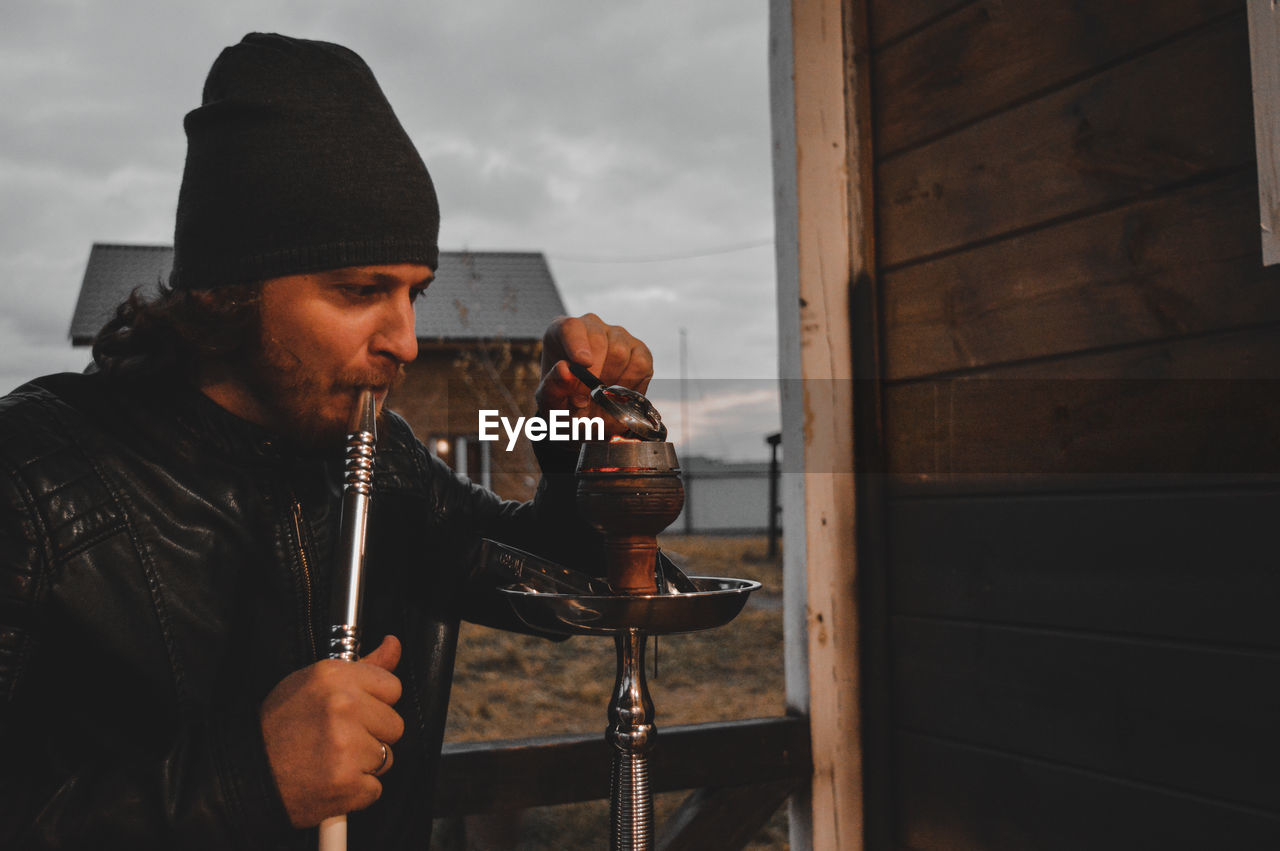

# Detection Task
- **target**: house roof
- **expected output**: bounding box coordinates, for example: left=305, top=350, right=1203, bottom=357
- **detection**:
left=68, top=243, right=566, bottom=345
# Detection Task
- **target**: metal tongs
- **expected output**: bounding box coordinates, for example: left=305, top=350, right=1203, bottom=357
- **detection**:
left=567, top=362, right=668, bottom=442
left=475, top=539, right=610, bottom=595
left=479, top=539, right=696, bottom=595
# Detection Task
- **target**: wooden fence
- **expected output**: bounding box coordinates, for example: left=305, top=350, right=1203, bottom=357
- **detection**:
left=434, top=715, right=811, bottom=849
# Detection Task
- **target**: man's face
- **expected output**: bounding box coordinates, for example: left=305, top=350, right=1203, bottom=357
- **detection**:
left=235, top=263, right=432, bottom=446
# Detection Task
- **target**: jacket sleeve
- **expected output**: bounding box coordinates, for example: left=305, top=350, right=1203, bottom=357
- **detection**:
left=0, top=459, right=295, bottom=850
left=392, top=418, right=607, bottom=633
left=403, top=418, right=605, bottom=574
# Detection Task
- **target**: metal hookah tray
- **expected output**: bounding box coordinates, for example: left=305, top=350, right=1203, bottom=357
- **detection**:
left=501, top=577, right=760, bottom=636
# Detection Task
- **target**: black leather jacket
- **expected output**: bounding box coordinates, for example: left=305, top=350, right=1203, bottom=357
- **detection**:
left=0, top=372, right=597, bottom=849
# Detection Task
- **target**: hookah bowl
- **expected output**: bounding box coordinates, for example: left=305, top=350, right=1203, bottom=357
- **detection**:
left=503, top=441, right=759, bottom=851
left=576, top=440, right=685, bottom=595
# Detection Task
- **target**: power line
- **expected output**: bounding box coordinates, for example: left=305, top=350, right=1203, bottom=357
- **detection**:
left=548, top=237, right=774, bottom=265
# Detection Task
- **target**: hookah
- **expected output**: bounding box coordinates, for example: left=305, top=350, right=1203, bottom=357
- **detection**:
left=494, top=365, right=759, bottom=851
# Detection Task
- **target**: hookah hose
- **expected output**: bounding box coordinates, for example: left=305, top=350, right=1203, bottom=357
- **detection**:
left=318, top=388, right=377, bottom=851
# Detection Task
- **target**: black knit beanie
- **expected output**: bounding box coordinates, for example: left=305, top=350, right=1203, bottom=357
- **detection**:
left=170, top=33, right=440, bottom=290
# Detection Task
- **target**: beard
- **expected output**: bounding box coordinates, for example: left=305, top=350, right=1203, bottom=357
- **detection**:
left=232, top=332, right=406, bottom=449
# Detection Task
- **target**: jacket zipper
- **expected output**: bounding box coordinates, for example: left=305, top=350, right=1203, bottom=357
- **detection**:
left=290, top=495, right=320, bottom=660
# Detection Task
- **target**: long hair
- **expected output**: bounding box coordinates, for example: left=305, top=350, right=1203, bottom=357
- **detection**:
left=91, top=283, right=261, bottom=383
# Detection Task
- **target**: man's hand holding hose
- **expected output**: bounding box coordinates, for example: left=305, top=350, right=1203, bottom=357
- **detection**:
left=260, top=635, right=405, bottom=827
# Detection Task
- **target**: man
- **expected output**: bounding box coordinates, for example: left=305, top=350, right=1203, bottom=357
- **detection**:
left=0, top=33, right=650, bottom=848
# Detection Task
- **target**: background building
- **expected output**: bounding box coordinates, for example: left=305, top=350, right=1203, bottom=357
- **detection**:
left=674, top=455, right=773, bottom=535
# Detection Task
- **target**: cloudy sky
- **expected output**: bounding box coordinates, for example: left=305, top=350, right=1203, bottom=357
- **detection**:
left=1, top=0, right=780, bottom=460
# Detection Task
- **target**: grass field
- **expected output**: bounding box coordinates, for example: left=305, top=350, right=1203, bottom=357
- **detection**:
left=432, top=534, right=789, bottom=850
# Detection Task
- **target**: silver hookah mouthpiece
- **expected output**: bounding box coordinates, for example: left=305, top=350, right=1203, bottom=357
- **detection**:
left=330, top=388, right=378, bottom=662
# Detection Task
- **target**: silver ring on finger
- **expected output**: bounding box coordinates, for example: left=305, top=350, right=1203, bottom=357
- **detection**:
left=371, top=741, right=391, bottom=777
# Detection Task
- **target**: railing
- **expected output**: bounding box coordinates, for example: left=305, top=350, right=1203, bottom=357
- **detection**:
left=435, top=715, right=811, bottom=849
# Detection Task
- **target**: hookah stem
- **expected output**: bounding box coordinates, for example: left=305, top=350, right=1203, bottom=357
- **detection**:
left=319, top=388, right=378, bottom=851
left=610, top=627, right=655, bottom=851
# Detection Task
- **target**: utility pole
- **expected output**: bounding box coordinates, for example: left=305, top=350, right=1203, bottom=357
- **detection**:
left=680, top=327, right=693, bottom=534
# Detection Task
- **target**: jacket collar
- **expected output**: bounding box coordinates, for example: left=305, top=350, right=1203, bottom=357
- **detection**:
left=168, top=383, right=324, bottom=463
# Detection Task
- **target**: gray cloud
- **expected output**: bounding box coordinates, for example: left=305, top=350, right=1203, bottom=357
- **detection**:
left=0, top=0, right=779, bottom=458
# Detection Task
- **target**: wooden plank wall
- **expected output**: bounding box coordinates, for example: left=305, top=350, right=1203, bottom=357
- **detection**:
left=858, top=1, right=1280, bottom=848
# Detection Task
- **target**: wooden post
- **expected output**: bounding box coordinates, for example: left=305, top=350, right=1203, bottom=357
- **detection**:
left=770, top=0, right=868, bottom=848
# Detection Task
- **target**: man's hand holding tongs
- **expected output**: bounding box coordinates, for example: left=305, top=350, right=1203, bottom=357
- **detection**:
left=536, top=313, right=654, bottom=427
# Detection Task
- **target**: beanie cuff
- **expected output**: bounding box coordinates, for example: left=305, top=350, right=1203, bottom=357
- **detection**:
left=171, top=237, right=441, bottom=290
